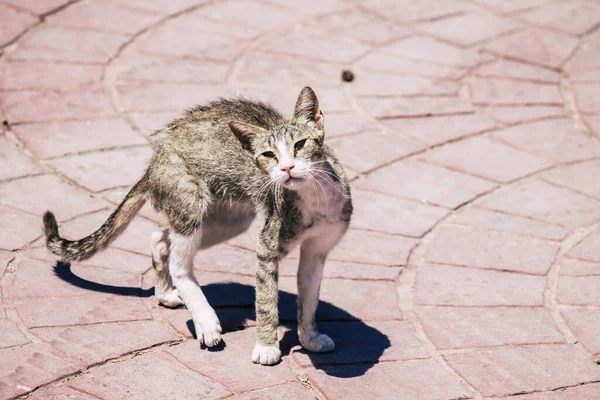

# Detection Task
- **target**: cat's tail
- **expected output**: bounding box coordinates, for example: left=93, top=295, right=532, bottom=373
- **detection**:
left=42, top=177, right=148, bottom=262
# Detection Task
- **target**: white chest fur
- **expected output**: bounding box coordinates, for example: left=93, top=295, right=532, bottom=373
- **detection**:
left=296, top=174, right=347, bottom=228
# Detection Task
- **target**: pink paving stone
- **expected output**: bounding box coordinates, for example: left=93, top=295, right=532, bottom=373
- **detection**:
left=101, top=186, right=166, bottom=224
left=425, top=225, right=559, bottom=274
left=105, top=0, right=208, bottom=14
left=233, top=383, right=315, bottom=400
left=422, top=135, right=553, bottom=183
left=0, top=174, right=105, bottom=220
left=325, top=113, right=375, bottom=138
left=0, top=319, right=30, bottom=349
left=330, top=130, right=425, bottom=173
left=27, top=384, right=100, bottom=400
left=573, top=83, right=600, bottom=114
left=352, top=71, right=459, bottom=97
left=194, top=244, right=255, bottom=276
left=308, top=359, right=471, bottom=400
left=475, top=59, right=560, bottom=83
left=557, top=275, right=600, bottom=305
left=517, top=1, right=600, bottom=36
left=0, top=249, right=14, bottom=275
left=479, top=178, right=600, bottom=228
left=12, top=118, right=147, bottom=159
left=166, top=328, right=296, bottom=393
left=0, top=135, right=42, bottom=181
left=450, top=207, right=568, bottom=240
left=381, top=113, right=497, bottom=146
left=469, top=77, right=562, bottom=105
left=31, top=320, right=179, bottom=368
left=570, top=45, right=600, bottom=72
left=559, top=257, right=600, bottom=277
left=417, top=307, right=564, bottom=349
left=290, top=320, right=429, bottom=367
left=14, top=293, right=151, bottom=328
left=127, top=110, right=181, bottom=135
left=0, top=4, right=38, bottom=47
left=328, top=229, right=417, bottom=266
left=569, top=228, right=600, bottom=262
left=2, top=0, right=71, bottom=15
left=361, top=0, right=473, bottom=24
left=117, top=83, right=232, bottom=112
left=237, top=53, right=343, bottom=87
left=356, top=52, right=465, bottom=79
left=414, top=264, right=546, bottom=306
left=197, top=0, right=301, bottom=31
left=350, top=189, right=448, bottom=238
left=542, top=160, right=600, bottom=200
left=279, top=258, right=401, bottom=281
left=268, top=0, right=347, bottom=15
left=1, top=61, right=104, bottom=92
left=444, top=344, right=600, bottom=397
left=382, top=36, right=493, bottom=67
left=70, top=352, right=230, bottom=399
left=0, top=345, right=77, bottom=399
left=47, top=146, right=151, bottom=193
left=483, top=28, right=579, bottom=69
left=45, top=1, right=162, bottom=35
left=358, top=96, right=473, bottom=119
left=472, top=0, right=551, bottom=14
left=491, top=118, right=600, bottom=163
left=357, top=159, right=496, bottom=208
left=416, top=11, right=521, bottom=47
left=169, top=11, right=260, bottom=40
left=480, top=105, right=566, bottom=124
left=571, top=68, right=600, bottom=82
left=1, top=90, right=116, bottom=123
left=562, top=309, right=600, bottom=355
left=503, top=383, right=600, bottom=400
left=0, top=206, right=43, bottom=250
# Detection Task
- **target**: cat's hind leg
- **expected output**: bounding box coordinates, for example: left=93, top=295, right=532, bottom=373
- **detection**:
left=151, top=229, right=183, bottom=308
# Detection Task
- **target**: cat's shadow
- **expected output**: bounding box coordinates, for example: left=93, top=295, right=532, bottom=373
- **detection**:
left=54, top=261, right=390, bottom=378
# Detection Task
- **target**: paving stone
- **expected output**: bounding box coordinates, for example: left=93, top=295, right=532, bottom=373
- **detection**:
left=481, top=105, right=566, bottom=124
left=423, top=135, right=552, bottom=183
left=105, top=0, right=206, bottom=14
left=584, top=115, right=600, bottom=140
left=2, top=0, right=71, bottom=15
left=571, top=45, right=600, bottom=72
left=484, top=28, right=579, bottom=69
left=0, top=4, right=38, bottom=47
left=356, top=51, right=465, bottom=79
left=324, top=113, right=375, bottom=138
left=127, top=110, right=181, bottom=135
left=1, top=91, right=116, bottom=124
left=0, top=345, right=77, bottom=399
left=475, top=59, right=560, bottom=83
left=279, top=256, right=400, bottom=281
left=308, top=359, right=471, bottom=400
left=0, top=174, right=105, bottom=220
left=501, top=383, right=600, bottom=399
left=0, top=319, right=30, bottom=349
left=70, top=352, right=231, bottom=399
left=269, top=0, right=348, bottom=16
left=571, top=68, right=600, bottom=82
left=492, top=119, right=600, bottom=162
left=328, top=229, right=417, bottom=266
left=330, top=130, right=425, bottom=173
left=351, top=72, right=458, bottom=97
left=194, top=244, right=255, bottom=276
left=0, top=135, right=42, bottom=181
left=361, top=0, right=473, bottom=24
left=517, top=1, right=600, bottom=36
left=414, top=264, right=546, bottom=306
left=158, top=304, right=255, bottom=336
left=351, top=190, right=449, bottom=237
left=479, top=179, right=600, bottom=228
left=0, top=250, right=14, bottom=277
left=444, top=344, right=600, bottom=397
left=169, top=11, right=260, bottom=40
left=425, top=225, right=558, bottom=274
left=573, top=82, right=600, bottom=114
left=27, top=384, right=100, bottom=400
left=557, top=275, right=600, bottom=306
left=562, top=309, right=600, bottom=355
left=383, top=36, right=492, bottom=67
left=357, top=159, right=495, bottom=208
left=0, top=206, right=43, bottom=250
left=31, top=320, right=179, bottom=368
left=381, top=113, right=497, bottom=145
left=166, top=328, right=295, bottom=393
left=13, top=119, right=147, bottom=160
left=559, top=257, right=600, bottom=277
left=450, top=207, right=568, bottom=240
left=470, top=77, right=562, bottom=105
left=14, top=293, right=151, bottom=328
left=47, top=147, right=151, bottom=193
left=289, top=320, right=428, bottom=367
left=358, top=96, right=473, bottom=119
left=417, top=11, right=520, bottom=47
left=473, top=0, right=551, bottom=14
left=568, top=227, right=600, bottom=262
left=1, top=61, right=103, bottom=91
left=232, top=383, right=315, bottom=400
left=417, top=307, right=564, bottom=349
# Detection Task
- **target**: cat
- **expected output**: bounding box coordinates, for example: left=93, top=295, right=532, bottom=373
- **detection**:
left=42, top=87, right=353, bottom=365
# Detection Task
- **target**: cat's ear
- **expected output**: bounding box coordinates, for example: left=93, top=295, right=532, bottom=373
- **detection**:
left=292, top=86, right=324, bottom=130
left=229, top=121, right=267, bottom=152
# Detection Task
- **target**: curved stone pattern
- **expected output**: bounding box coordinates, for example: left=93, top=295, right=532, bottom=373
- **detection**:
left=1, top=0, right=600, bottom=399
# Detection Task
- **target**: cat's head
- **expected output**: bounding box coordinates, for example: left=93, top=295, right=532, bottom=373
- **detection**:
left=229, top=87, right=326, bottom=191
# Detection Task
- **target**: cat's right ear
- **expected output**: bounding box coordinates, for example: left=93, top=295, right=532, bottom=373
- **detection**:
left=229, top=121, right=266, bottom=152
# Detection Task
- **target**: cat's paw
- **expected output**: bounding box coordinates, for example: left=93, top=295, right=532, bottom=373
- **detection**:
left=157, top=288, right=184, bottom=308
left=252, top=344, right=282, bottom=365
left=300, top=333, right=335, bottom=353
left=194, top=313, right=222, bottom=347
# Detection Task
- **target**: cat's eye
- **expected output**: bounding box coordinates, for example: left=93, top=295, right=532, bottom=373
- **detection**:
left=262, top=151, right=276, bottom=158
left=294, top=139, right=306, bottom=151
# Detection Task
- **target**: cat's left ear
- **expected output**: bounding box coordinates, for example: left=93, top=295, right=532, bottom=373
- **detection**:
left=229, top=121, right=267, bottom=152
left=292, top=86, right=324, bottom=130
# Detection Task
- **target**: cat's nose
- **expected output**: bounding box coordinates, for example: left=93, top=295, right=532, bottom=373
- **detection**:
left=280, top=165, right=295, bottom=175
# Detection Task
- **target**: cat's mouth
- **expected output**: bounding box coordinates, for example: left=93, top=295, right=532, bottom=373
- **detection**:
left=284, top=176, right=303, bottom=186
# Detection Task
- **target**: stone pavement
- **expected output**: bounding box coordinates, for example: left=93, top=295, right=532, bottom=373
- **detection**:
left=1, top=0, right=600, bottom=399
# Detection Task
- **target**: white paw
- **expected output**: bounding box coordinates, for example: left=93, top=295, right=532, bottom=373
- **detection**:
left=157, top=289, right=184, bottom=308
left=194, top=312, right=222, bottom=347
left=252, top=344, right=282, bottom=365
left=300, top=333, right=335, bottom=353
